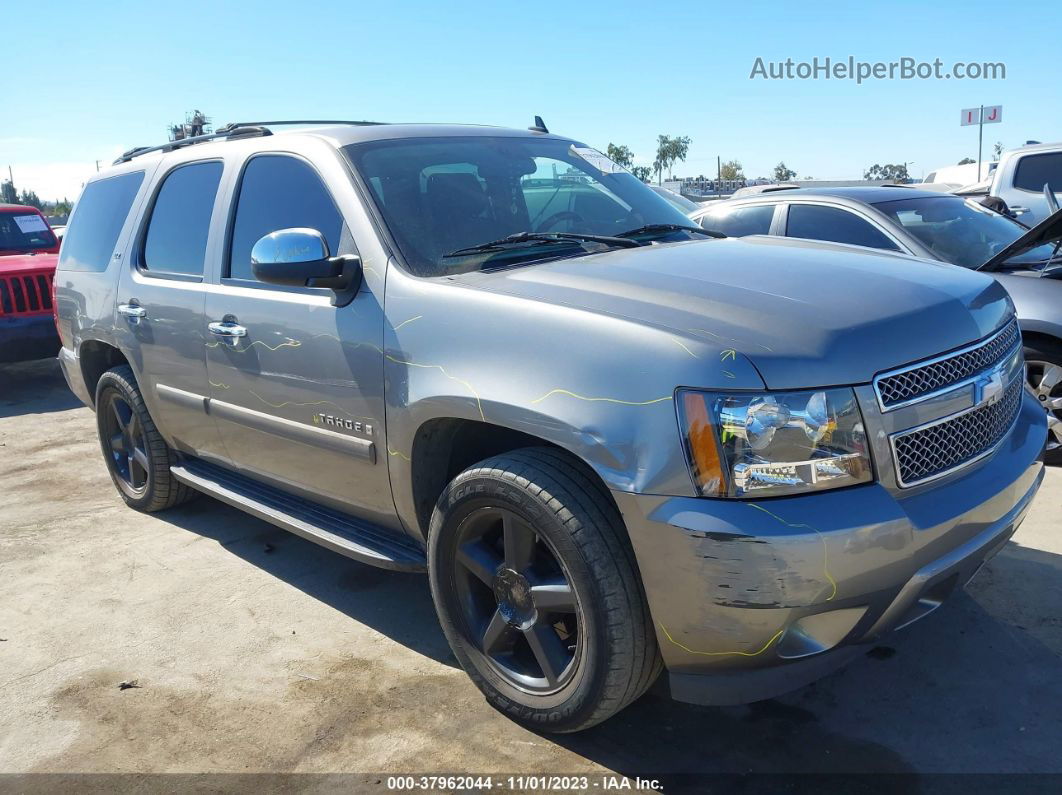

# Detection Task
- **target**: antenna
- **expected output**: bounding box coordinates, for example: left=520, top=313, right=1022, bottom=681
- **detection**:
left=528, top=115, right=549, bottom=134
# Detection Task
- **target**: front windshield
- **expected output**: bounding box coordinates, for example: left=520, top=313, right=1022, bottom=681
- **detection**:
left=650, top=185, right=700, bottom=213
left=0, top=211, right=57, bottom=254
left=874, top=195, right=1057, bottom=269
left=344, top=136, right=696, bottom=275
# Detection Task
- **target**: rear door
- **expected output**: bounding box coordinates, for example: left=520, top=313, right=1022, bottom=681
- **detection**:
left=113, top=158, right=229, bottom=459
left=204, top=145, right=394, bottom=525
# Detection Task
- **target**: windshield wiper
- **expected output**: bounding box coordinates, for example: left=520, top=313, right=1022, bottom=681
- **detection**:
left=617, top=223, right=725, bottom=240
left=443, top=231, right=644, bottom=259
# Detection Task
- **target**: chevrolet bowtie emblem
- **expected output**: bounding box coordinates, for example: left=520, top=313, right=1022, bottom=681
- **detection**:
left=973, top=368, right=1005, bottom=408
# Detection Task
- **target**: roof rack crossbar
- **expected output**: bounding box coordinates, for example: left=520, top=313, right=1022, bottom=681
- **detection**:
left=112, top=126, right=273, bottom=165
left=216, top=119, right=386, bottom=132
left=112, top=120, right=387, bottom=165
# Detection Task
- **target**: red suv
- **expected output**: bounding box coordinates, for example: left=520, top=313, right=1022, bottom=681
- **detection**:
left=0, top=203, right=61, bottom=363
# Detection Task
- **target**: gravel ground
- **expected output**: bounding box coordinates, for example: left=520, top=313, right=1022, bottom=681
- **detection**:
left=1, top=358, right=1060, bottom=784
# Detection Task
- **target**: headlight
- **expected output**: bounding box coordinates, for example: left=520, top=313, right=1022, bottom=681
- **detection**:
left=678, top=387, right=872, bottom=497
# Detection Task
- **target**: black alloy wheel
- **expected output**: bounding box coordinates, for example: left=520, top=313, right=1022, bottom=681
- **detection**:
left=101, top=390, right=150, bottom=496
left=452, top=505, right=581, bottom=693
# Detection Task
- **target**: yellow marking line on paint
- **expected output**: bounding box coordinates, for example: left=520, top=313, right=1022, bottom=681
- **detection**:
left=746, top=503, right=838, bottom=602
left=659, top=623, right=784, bottom=657
left=246, top=390, right=371, bottom=421
left=385, top=355, right=485, bottom=422
left=208, top=380, right=230, bottom=390
left=387, top=447, right=412, bottom=462
left=720, top=348, right=737, bottom=362
left=671, top=338, right=698, bottom=358
left=393, top=315, right=423, bottom=331
left=530, top=389, right=672, bottom=407
left=206, top=338, right=302, bottom=352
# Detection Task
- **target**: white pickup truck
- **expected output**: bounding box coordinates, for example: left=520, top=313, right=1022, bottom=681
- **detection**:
left=986, top=142, right=1062, bottom=226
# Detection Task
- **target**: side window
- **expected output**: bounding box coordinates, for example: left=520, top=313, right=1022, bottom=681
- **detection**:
left=228, top=155, right=343, bottom=282
left=1013, top=153, right=1062, bottom=193
left=58, top=171, right=145, bottom=272
left=699, top=204, right=775, bottom=236
left=142, top=161, right=223, bottom=276
left=786, top=204, right=899, bottom=250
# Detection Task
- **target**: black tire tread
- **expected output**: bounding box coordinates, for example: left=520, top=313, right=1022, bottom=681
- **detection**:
left=430, top=446, right=661, bottom=732
left=96, top=365, right=196, bottom=512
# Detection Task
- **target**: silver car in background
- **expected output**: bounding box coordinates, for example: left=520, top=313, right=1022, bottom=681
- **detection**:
left=692, top=186, right=1062, bottom=460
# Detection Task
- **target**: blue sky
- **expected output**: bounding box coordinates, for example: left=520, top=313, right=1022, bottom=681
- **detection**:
left=3, top=0, right=1059, bottom=200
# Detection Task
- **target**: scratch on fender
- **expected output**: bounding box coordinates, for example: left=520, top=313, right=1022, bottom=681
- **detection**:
left=746, top=503, right=838, bottom=602
left=385, top=354, right=485, bottom=422
left=387, top=446, right=412, bottom=462
left=659, top=623, right=784, bottom=657
left=531, top=389, right=672, bottom=407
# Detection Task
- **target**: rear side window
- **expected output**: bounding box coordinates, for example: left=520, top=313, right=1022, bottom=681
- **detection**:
left=1013, top=152, right=1062, bottom=193
left=142, top=161, right=224, bottom=276
left=58, top=171, right=144, bottom=271
left=699, top=204, right=775, bottom=236
left=228, top=155, right=343, bottom=282
left=786, top=204, right=899, bottom=250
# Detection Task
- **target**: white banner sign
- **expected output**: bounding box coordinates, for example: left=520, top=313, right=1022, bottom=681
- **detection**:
left=961, top=106, right=1002, bottom=126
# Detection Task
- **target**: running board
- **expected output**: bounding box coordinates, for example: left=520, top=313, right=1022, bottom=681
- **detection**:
left=170, top=459, right=426, bottom=572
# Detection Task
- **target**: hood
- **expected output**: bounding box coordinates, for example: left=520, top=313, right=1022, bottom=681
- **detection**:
left=456, top=236, right=1013, bottom=389
left=980, top=206, right=1062, bottom=271
left=0, top=252, right=59, bottom=276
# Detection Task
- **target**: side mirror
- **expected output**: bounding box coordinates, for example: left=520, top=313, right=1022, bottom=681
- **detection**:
left=250, top=228, right=362, bottom=304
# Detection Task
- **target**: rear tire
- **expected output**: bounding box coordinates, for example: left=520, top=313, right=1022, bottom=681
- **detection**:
left=95, top=365, right=196, bottom=512
left=427, top=447, right=661, bottom=733
left=1024, top=341, right=1062, bottom=465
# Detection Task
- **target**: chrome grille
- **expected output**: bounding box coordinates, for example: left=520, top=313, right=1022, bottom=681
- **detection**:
left=875, top=320, right=1020, bottom=409
left=891, top=377, right=1023, bottom=486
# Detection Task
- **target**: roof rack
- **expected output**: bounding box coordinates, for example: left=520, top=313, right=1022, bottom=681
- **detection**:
left=113, top=119, right=386, bottom=165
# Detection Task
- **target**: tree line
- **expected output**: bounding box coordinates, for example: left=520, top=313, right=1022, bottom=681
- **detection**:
left=1, top=179, right=73, bottom=216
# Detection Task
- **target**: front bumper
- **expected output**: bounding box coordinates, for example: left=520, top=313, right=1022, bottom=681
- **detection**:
left=614, top=390, right=1047, bottom=705
left=0, top=315, right=60, bottom=364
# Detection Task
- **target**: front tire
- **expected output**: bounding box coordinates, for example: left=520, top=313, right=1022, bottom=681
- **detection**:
left=1024, top=341, right=1062, bottom=465
left=95, top=365, right=195, bottom=512
left=427, top=448, right=661, bottom=733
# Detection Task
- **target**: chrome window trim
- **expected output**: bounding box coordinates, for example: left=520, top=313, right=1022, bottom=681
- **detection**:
left=873, top=319, right=1020, bottom=412
left=888, top=372, right=1023, bottom=488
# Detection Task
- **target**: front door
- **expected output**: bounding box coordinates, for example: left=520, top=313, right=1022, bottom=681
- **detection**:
left=204, top=152, right=393, bottom=525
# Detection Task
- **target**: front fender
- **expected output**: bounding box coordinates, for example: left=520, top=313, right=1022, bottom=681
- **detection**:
left=382, top=265, right=765, bottom=531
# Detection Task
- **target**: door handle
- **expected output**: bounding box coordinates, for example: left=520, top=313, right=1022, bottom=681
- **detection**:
left=208, top=321, right=248, bottom=342
left=118, top=303, right=147, bottom=323
left=1010, top=206, right=1030, bottom=215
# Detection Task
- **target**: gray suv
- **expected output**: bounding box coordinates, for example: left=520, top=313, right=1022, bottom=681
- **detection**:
left=55, top=121, right=1047, bottom=732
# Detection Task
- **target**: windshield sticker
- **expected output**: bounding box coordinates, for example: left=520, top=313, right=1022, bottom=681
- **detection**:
left=13, top=214, right=48, bottom=234
left=569, top=146, right=627, bottom=175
